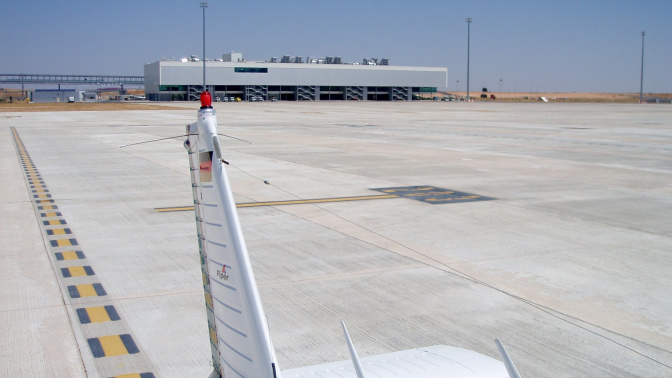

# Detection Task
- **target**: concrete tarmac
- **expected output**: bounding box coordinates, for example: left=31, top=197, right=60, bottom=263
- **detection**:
left=2, top=101, right=671, bottom=377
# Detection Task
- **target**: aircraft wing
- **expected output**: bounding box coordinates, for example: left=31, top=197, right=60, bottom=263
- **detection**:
left=283, top=345, right=508, bottom=378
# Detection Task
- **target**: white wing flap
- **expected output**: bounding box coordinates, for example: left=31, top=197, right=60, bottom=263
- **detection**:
left=283, top=345, right=509, bottom=378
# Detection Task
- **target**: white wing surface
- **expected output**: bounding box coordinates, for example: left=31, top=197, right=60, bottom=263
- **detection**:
left=283, top=345, right=509, bottom=378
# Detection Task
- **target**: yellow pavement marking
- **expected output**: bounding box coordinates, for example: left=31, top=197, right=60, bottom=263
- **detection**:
left=61, top=251, right=81, bottom=260
left=53, top=239, right=74, bottom=247
left=99, top=335, right=129, bottom=357
left=87, top=307, right=112, bottom=323
left=156, top=194, right=399, bottom=212
left=236, top=194, right=398, bottom=207
left=76, top=284, right=99, bottom=297
left=381, top=187, right=434, bottom=192
left=13, top=126, right=157, bottom=375
left=67, top=266, right=89, bottom=277
left=156, top=206, right=194, bottom=212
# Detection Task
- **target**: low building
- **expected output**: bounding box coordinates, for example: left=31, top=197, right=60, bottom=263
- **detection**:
left=30, top=89, right=84, bottom=103
left=144, top=53, right=447, bottom=101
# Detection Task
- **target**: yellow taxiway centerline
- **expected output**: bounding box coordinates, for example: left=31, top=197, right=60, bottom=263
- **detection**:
left=156, top=194, right=399, bottom=212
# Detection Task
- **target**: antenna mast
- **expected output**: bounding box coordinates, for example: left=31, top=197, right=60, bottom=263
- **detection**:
left=639, top=31, right=645, bottom=104
left=466, top=17, right=472, bottom=102
left=201, top=2, right=208, bottom=93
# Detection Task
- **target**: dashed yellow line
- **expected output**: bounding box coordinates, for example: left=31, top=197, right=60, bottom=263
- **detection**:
left=12, top=126, right=156, bottom=376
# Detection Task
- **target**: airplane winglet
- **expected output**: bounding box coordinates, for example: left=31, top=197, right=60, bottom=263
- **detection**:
left=495, top=339, right=522, bottom=378
left=341, top=321, right=367, bottom=378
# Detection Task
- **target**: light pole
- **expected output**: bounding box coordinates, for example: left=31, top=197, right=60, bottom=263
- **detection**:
left=640, top=31, right=645, bottom=104
left=466, top=18, right=472, bottom=102
left=201, top=2, right=208, bottom=93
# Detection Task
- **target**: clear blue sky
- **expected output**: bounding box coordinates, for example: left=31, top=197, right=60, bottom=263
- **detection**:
left=2, top=0, right=670, bottom=92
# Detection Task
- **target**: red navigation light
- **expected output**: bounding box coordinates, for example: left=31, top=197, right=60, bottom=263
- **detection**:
left=200, top=91, right=212, bottom=108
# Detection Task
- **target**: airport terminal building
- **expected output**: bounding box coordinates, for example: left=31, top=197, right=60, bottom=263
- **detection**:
left=144, top=53, right=447, bottom=101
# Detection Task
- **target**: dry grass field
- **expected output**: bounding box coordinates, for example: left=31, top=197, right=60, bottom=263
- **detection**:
left=1, top=87, right=670, bottom=112
left=0, top=88, right=186, bottom=112
left=0, top=101, right=186, bottom=112
left=445, top=91, right=672, bottom=103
